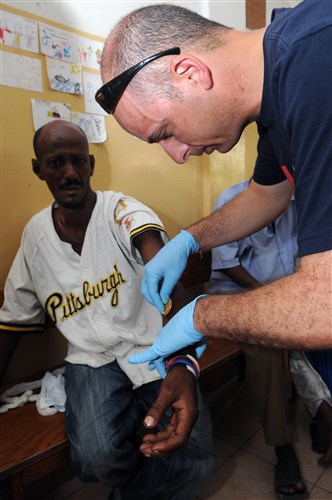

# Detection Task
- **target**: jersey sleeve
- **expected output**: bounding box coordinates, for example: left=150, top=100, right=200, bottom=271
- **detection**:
left=0, top=228, right=46, bottom=334
left=112, top=195, right=169, bottom=265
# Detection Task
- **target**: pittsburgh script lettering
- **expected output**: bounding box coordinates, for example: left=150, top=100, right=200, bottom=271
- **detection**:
left=45, top=264, right=126, bottom=322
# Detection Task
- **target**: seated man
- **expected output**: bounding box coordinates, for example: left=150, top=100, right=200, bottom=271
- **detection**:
left=0, top=121, right=215, bottom=500
left=290, top=350, right=332, bottom=467
left=208, top=179, right=306, bottom=499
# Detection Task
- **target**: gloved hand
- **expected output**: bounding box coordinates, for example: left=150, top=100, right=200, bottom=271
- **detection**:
left=149, top=357, right=167, bottom=378
left=128, top=295, right=206, bottom=366
left=141, top=230, right=200, bottom=313
left=147, top=339, right=207, bottom=378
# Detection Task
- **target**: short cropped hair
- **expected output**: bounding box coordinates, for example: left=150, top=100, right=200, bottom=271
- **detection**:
left=102, top=4, right=231, bottom=102
left=33, top=121, right=86, bottom=158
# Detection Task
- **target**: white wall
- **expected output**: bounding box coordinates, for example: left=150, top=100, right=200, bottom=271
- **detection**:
left=2, top=0, right=247, bottom=38
left=209, top=1, right=246, bottom=30
left=266, top=0, right=302, bottom=24
left=2, top=0, right=304, bottom=40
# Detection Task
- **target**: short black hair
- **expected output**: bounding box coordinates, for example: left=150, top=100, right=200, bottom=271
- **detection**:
left=33, top=121, right=87, bottom=158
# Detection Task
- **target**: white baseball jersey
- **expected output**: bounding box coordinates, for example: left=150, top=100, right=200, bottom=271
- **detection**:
left=1, top=191, right=169, bottom=387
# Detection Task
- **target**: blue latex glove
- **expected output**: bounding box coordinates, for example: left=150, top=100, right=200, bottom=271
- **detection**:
left=150, top=357, right=167, bottom=378
left=147, top=339, right=207, bottom=378
left=128, top=295, right=207, bottom=366
left=141, top=230, right=200, bottom=314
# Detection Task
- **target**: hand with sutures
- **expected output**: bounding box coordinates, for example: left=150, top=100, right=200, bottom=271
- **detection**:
left=139, top=364, right=198, bottom=457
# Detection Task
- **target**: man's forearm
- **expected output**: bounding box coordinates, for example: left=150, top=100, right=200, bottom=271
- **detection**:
left=194, top=251, right=331, bottom=349
left=188, top=180, right=293, bottom=252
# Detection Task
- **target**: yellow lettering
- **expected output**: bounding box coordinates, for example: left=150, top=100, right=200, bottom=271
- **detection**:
left=45, top=293, right=63, bottom=323
left=45, top=263, right=127, bottom=323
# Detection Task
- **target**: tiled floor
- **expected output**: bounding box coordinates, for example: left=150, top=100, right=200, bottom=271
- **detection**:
left=38, top=380, right=332, bottom=499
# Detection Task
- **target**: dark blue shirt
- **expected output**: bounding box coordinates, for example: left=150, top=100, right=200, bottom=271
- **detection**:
left=253, top=0, right=332, bottom=257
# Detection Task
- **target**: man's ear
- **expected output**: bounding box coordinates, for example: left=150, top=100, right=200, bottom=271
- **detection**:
left=171, top=54, right=213, bottom=90
left=32, top=158, right=44, bottom=180
left=89, top=155, right=95, bottom=176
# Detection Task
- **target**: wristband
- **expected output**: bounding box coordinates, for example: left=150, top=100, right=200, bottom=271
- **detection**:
left=185, top=354, right=201, bottom=377
left=184, top=364, right=197, bottom=378
left=165, top=355, right=200, bottom=379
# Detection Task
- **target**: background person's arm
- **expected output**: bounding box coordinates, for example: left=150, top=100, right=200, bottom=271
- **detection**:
left=221, top=265, right=258, bottom=289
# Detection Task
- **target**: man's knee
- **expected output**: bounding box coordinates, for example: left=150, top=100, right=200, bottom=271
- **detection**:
left=70, top=440, right=140, bottom=487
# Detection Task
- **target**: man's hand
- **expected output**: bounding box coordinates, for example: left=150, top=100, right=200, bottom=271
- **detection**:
left=139, top=364, right=198, bottom=457
left=141, top=230, right=200, bottom=313
left=128, top=296, right=206, bottom=365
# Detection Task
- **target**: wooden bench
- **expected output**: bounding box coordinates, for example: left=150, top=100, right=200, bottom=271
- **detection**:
left=0, top=254, right=244, bottom=499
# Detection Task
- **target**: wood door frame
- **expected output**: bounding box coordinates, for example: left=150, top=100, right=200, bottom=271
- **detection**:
left=246, top=0, right=266, bottom=29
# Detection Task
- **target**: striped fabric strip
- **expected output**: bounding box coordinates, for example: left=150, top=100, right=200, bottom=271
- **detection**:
left=130, top=223, right=166, bottom=239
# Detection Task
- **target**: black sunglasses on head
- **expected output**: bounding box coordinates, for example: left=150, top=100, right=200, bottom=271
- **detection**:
left=95, top=47, right=181, bottom=114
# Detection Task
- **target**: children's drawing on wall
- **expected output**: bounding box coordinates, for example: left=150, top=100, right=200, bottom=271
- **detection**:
left=71, top=111, right=107, bottom=144
left=83, top=71, right=107, bottom=115
left=1, top=52, right=42, bottom=92
left=11, top=22, right=23, bottom=48
left=0, top=16, right=12, bottom=44
left=0, top=9, right=39, bottom=53
left=31, top=99, right=71, bottom=130
left=77, top=36, right=104, bottom=70
left=39, top=22, right=77, bottom=63
left=46, top=57, right=83, bottom=95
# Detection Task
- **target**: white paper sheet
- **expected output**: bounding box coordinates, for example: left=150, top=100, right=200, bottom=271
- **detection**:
left=83, top=71, right=107, bottom=116
left=0, top=9, right=39, bottom=53
left=31, top=98, right=71, bottom=130
left=71, top=111, right=107, bottom=143
left=1, top=51, right=42, bottom=92
left=46, top=56, right=83, bottom=95
left=39, top=21, right=77, bottom=63
left=77, top=35, right=104, bottom=70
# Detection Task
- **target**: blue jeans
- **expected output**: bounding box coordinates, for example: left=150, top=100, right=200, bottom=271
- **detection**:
left=64, top=361, right=215, bottom=500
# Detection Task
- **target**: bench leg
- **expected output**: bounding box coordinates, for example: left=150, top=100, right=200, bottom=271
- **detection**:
left=9, top=472, right=25, bottom=500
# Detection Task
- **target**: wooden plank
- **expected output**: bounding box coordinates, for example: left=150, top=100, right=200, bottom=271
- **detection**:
left=0, top=403, right=67, bottom=479
left=200, top=338, right=242, bottom=372
left=23, top=448, right=69, bottom=484
left=246, top=0, right=266, bottom=29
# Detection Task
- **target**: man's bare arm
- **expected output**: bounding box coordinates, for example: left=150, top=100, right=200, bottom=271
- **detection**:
left=189, top=180, right=293, bottom=251
left=195, top=251, right=332, bottom=349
